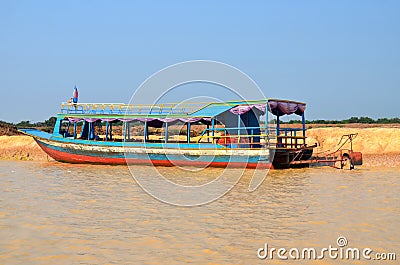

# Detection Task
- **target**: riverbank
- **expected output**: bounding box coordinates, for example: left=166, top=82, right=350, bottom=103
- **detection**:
left=1, top=127, right=400, bottom=166
left=305, top=127, right=400, bottom=155
left=304, top=127, right=400, bottom=167
left=0, top=136, right=49, bottom=161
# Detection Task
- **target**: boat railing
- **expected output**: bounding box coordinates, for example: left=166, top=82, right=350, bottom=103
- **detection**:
left=60, top=102, right=209, bottom=115
left=277, top=127, right=303, bottom=133
left=276, top=128, right=306, bottom=149
left=196, top=126, right=277, bottom=148
left=196, top=126, right=307, bottom=149
left=198, top=126, right=277, bottom=136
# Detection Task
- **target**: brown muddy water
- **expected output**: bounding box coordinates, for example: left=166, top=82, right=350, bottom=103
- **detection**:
left=0, top=161, right=399, bottom=264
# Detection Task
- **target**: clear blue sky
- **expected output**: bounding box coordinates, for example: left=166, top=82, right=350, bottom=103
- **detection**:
left=1, top=0, right=399, bottom=122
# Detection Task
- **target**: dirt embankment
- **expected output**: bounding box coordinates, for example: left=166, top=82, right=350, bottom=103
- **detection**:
left=0, top=123, right=22, bottom=136
left=0, top=136, right=49, bottom=161
left=306, top=127, right=400, bottom=155
left=306, top=127, right=400, bottom=167
left=0, top=123, right=47, bottom=161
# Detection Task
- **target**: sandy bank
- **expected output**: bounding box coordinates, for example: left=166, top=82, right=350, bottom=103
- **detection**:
left=0, top=136, right=49, bottom=161
left=306, top=127, right=400, bottom=155
left=305, top=127, right=400, bottom=167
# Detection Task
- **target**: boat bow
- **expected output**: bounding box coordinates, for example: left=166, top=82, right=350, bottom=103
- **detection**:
left=19, top=128, right=52, bottom=140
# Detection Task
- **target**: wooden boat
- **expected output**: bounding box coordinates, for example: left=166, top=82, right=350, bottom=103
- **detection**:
left=20, top=99, right=315, bottom=169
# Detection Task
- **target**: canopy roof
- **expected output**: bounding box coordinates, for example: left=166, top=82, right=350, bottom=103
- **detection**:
left=267, top=99, right=306, bottom=117
left=59, top=99, right=306, bottom=123
left=190, top=104, right=234, bottom=117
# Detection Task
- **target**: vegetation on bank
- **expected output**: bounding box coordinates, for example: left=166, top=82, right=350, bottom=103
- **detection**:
left=4, top=117, right=58, bottom=128
left=1, top=116, right=399, bottom=128
left=0, top=115, right=399, bottom=130
left=279, top=116, right=400, bottom=124
left=0, top=117, right=57, bottom=136
left=0, top=116, right=399, bottom=136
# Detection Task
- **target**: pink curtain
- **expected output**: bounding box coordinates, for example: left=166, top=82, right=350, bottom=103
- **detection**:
left=229, top=104, right=266, bottom=115
left=268, top=100, right=306, bottom=116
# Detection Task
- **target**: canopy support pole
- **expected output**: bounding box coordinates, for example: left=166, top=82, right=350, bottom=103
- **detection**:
left=237, top=114, right=241, bottom=137
left=187, top=122, right=191, bottom=143
left=89, top=122, right=94, bottom=140
left=211, top=118, right=215, bottom=144
left=276, top=116, right=281, bottom=147
left=73, top=122, right=77, bottom=139
left=123, top=122, right=127, bottom=141
left=302, top=112, right=306, bottom=137
left=109, top=123, right=113, bottom=140
left=87, top=122, right=91, bottom=140
left=165, top=122, right=168, bottom=143
left=276, top=115, right=280, bottom=135
left=105, top=122, right=109, bottom=141
left=144, top=121, right=147, bottom=143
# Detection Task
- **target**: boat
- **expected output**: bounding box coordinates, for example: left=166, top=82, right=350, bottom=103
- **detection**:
left=19, top=99, right=315, bottom=169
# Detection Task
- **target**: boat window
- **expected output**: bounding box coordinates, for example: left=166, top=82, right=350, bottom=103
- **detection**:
left=60, top=119, right=73, bottom=137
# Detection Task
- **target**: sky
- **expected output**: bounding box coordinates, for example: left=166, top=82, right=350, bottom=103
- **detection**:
left=1, top=0, right=399, bottom=122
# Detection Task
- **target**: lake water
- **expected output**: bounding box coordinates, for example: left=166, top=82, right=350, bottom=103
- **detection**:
left=0, top=160, right=399, bottom=264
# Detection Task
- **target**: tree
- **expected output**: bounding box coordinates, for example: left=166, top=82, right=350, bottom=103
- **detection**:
left=44, top=117, right=57, bottom=127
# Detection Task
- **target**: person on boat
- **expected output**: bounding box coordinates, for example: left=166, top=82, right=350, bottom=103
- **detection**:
left=67, top=86, right=78, bottom=105
left=72, top=86, right=78, bottom=104
left=217, top=132, right=231, bottom=146
left=239, top=136, right=250, bottom=148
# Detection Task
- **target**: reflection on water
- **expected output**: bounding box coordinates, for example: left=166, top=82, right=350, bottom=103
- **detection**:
left=0, top=161, right=399, bottom=264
